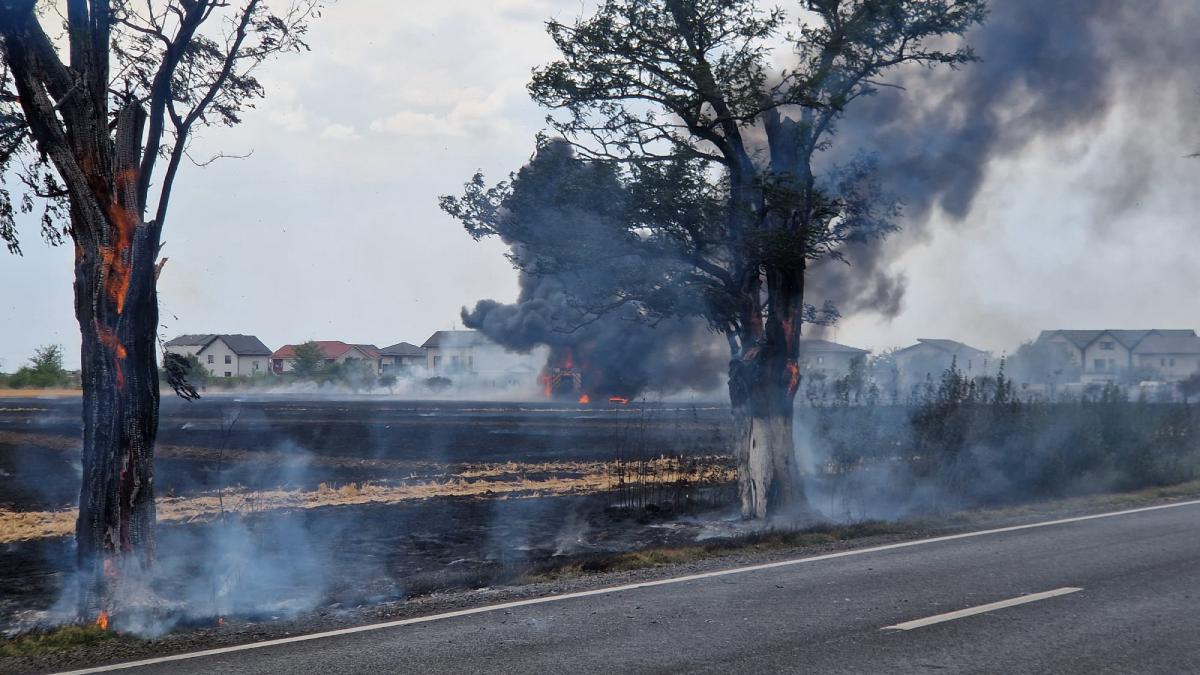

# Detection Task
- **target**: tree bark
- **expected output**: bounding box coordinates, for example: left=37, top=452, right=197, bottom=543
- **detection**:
left=70, top=106, right=162, bottom=620
left=728, top=338, right=804, bottom=520
left=73, top=219, right=161, bottom=618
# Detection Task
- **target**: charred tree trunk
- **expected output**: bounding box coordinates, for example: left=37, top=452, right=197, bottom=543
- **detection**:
left=728, top=263, right=806, bottom=520
left=728, top=354, right=802, bottom=520
left=71, top=106, right=162, bottom=619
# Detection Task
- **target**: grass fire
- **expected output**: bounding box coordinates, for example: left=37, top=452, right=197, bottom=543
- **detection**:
left=3, top=0, right=1200, bottom=671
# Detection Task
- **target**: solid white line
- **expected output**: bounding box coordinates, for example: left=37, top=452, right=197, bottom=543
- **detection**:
left=55, top=497, right=1200, bottom=674
left=882, top=587, right=1083, bottom=631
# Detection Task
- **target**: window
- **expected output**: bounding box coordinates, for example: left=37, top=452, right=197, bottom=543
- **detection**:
left=1170, top=358, right=1177, bottom=367
left=1094, top=359, right=1106, bottom=371
left=207, top=354, right=214, bottom=364
left=1162, top=358, right=1167, bottom=367
left=224, top=355, right=232, bottom=364
left=253, top=361, right=260, bottom=371
left=433, top=356, right=442, bottom=367
left=1100, top=341, right=1114, bottom=351
left=817, top=356, right=824, bottom=365
left=468, top=355, right=474, bottom=369
left=224, top=371, right=232, bottom=378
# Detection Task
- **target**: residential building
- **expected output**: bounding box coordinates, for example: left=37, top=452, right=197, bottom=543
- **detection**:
left=421, top=330, right=546, bottom=386
left=422, top=330, right=489, bottom=373
left=379, top=342, right=426, bottom=374
left=271, top=341, right=382, bottom=374
left=797, top=338, right=869, bottom=381
left=894, top=338, right=992, bottom=390
left=164, top=334, right=272, bottom=378
left=1034, top=329, right=1200, bottom=383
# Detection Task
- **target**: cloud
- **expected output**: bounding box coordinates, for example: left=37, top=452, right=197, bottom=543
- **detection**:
left=369, top=111, right=466, bottom=138
left=318, top=123, right=361, bottom=141
left=368, top=86, right=516, bottom=139
left=265, top=104, right=309, bottom=133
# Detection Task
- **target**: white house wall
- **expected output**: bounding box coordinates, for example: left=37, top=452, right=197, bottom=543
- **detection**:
left=1081, top=334, right=1131, bottom=379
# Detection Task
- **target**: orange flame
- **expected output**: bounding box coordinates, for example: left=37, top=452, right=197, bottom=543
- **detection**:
left=786, top=360, right=800, bottom=396
left=217, top=616, right=225, bottom=626
left=608, top=396, right=630, bottom=405
left=578, top=394, right=590, bottom=404
left=96, top=324, right=128, bottom=390
left=102, top=170, right=139, bottom=315
left=96, top=611, right=109, bottom=631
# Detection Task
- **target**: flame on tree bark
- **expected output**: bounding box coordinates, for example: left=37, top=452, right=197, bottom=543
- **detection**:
left=728, top=256, right=807, bottom=518
left=0, top=0, right=320, bottom=620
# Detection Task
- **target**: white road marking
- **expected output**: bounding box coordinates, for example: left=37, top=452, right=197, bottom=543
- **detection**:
left=882, top=587, right=1083, bottom=631
left=55, top=497, right=1200, bottom=674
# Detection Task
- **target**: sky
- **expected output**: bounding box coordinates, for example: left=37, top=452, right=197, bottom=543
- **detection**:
left=1, top=0, right=1198, bottom=370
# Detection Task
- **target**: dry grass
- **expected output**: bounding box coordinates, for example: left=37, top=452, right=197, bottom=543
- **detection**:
left=0, top=625, right=116, bottom=657
left=0, top=457, right=736, bottom=544
left=0, top=389, right=79, bottom=398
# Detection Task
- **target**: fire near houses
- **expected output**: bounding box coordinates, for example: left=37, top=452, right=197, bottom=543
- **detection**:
left=422, top=330, right=546, bottom=388
left=164, top=334, right=273, bottom=378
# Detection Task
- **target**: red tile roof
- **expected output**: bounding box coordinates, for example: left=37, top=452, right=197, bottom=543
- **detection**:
left=271, top=341, right=378, bottom=360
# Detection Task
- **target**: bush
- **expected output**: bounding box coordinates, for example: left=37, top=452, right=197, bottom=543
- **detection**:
left=1, top=344, right=73, bottom=389
left=801, top=359, right=1200, bottom=510
left=424, top=376, right=452, bottom=392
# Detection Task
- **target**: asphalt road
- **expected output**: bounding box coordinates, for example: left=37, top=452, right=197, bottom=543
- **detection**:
left=65, top=501, right=1200, bottom=674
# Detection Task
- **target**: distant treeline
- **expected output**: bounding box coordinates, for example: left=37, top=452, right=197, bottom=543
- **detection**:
left=0, top=345, right=77, bottom=389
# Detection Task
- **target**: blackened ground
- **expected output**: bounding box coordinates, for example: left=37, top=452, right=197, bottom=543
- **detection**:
left=0, top=395, right=735, bottom=632
left=0, top=395, right=731, bottom=510
left=0, top=493, right=735, bottom=633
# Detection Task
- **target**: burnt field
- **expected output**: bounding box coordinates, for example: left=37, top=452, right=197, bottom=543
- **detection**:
left=5, top=392, right=1200, bottom=634
left=0, top=395, right=737, bottom=633
left=0, top=395, right=732, bottom=511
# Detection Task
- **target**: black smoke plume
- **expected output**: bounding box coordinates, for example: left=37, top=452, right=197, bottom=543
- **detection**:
left=808, top=0, right=1200, bottom=320
left=454, top=143, right=727, bottom=399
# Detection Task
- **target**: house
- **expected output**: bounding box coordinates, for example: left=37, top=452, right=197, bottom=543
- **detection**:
left=797, top=338, right=869, bottom=381
left=271, top=341, right=382, bottom=374
left=894, top=338, right=992, bottom=389
left=1035, top=329, right=1200, bottom=383
left=420, top=330, right=547, bottom=386
left=164, top=334, right=272, bottom=378
left=379, top=342, right=426, bottom=374
left=421, top=330, right=490, bottom=373
left=1133, top=332, right=1200, bottom=380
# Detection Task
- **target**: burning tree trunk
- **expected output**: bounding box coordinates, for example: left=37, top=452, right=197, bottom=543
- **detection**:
left=729, top=360, right=802, bottom=519
left=1, top=0, right=322, bottom=623
left=728, top=259, right=807, bottom=519
left=73, top=106, right=163, bottom=615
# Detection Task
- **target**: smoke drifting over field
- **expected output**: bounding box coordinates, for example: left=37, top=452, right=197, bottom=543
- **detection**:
left=807, top=0, right=1200, bottom=320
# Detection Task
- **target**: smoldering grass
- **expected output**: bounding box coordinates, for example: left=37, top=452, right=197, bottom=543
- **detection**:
left=0, top=624, right=125, bottom=657
left=517, top=521, right=910, bottom=584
